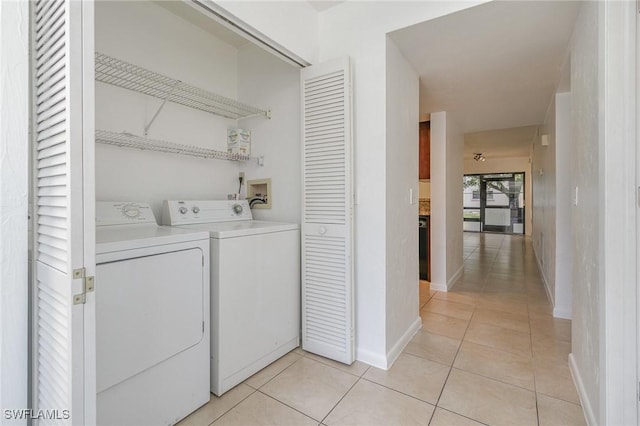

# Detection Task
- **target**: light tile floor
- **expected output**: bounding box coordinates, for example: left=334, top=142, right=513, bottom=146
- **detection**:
left=179, top=233, right=586, bottom=426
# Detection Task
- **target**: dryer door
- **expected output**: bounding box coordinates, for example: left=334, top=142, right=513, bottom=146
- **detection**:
left=96, top=248, right=204, bottom=393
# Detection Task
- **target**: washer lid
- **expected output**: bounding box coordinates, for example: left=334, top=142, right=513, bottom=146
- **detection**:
left=96, top=225, right=209, bottom=254
left=175, top=220, right=299, bottom=239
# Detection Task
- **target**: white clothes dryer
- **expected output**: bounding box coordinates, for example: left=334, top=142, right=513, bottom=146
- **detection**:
left=96, top=202, right=210, bottom=426
left=162, top=200, right=300, bottom=396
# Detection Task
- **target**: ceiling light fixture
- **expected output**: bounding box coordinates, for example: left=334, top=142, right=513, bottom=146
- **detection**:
left=473, top=153, right=486, bottom=162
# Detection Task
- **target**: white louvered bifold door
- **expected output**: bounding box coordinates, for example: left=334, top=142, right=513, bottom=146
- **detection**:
left=301, top=58, right=354, bottom=364
left=31, top=0, right=95, bottom=424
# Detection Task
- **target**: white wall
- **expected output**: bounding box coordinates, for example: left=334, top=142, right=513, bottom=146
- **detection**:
left=532, top=98, right=557, bottom=309
left=446, top=116, right=465, bottom=284
left=532, top=90, right=572, bottom=319
left=569, top=2, right=599, bottom=422
left=0, top=0, right=29, bottom=421
left=237, top=43, right=301, bottom=224
left=384, top=38, right=420, bottom=363
left=95, top=1, right=245, bottom=219
left=431, top=112, right=464, bottom=291
left=554, top=92, right=572, bottom=319
left=464, top=156, right=533, bottom=237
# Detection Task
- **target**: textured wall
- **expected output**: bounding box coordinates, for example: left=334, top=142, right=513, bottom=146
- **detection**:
left=532, top=98, right=557, bottom=306
left=0, top=0, right=29, bottom=420
left=385, top=37, right=420, bottom=360
left=569, top=1, right=600, bottom=420
left=237, top=43, right=301, bottom=224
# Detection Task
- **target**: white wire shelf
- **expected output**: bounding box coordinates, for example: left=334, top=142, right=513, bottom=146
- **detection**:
left=95, top=52, right=271, bottom=121
left=95, top=129, right=261, bottom=163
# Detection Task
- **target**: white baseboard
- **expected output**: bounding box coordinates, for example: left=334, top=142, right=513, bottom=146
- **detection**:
left=356, top=317, right=422, bottom=370
left=446, top=265, right=464, bottom=290
left=533, top=245, right=554, bottom=305
left=385, top=317, right=421, bottom=370
left=568, top=353, right=596, bottom=426
left=430, top=282, right=447, bottom=292
left=356, top=347, right=388, bottom=370
left=553, top=306, right=572, bottom=320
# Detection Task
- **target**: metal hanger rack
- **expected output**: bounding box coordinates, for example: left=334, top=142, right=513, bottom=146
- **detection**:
left=95, top=130, right=263, bottom=164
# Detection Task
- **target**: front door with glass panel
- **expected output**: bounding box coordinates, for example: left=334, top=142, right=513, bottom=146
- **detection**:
left=463, top=173, right=525, bottom=235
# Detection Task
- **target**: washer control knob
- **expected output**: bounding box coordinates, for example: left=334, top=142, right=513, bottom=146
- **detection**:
left=192, top=206, right=200, bottom=214
left=122, top=204, right=140, bottom=218
left=232, top=203, right=243, bottom=215
left=319, top=226, right=327, bottom=235
left=179, top=206, right=188, bottom=215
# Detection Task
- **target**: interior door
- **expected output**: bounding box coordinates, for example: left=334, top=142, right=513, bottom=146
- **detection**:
left=300, top=57, right=354, bottom=364
left=31, top=0, right=95, bottom=423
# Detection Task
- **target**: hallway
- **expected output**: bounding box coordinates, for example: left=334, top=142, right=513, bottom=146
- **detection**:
left=179, top=234, right=585, bottom=425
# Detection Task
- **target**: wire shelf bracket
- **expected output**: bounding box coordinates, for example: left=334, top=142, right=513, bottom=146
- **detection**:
left=95, top=52, right=271, bottom=122
left=95, top=129, right=264, bottom=166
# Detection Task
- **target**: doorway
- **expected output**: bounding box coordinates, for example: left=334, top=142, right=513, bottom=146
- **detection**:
left=463, top=172, right=525, bottom=234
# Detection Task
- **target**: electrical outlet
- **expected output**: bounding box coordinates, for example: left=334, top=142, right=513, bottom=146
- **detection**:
left=239, top=172, right=245, bottom=180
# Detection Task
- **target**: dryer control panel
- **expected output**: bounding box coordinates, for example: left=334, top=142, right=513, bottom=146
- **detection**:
left=162, top=200, right=253, bottom=225
left=96, top=202, right=157, bottom=226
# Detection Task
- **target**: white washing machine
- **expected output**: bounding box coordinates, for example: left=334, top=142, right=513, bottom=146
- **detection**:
left=162, top=200, right=300, bottom=396
left=96, top=202, right=210, bottom=426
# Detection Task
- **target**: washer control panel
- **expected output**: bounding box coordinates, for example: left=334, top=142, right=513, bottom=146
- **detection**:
left=162, top=200, right=252, bottom=225
left=96, top=202, right=157, bottom=226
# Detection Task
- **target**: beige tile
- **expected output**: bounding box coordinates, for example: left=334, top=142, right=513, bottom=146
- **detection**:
left=438, top=369, right=537, bottom=426
left=453, top=341, right=534, bottom=390
left=422, top=299, right=475, bottom=320
left=537, top=394, right=586, bottom=426
left=324, top=379, right=434, bottom=426
left=404, top=329, right=461, bottom=366
left=304, top=352, right=369, bottom=377
left=260, top=357, right=358, bottom=421
left=528, top=301, right=554, bottom=315
left=178, top=385, right=254, bottom=426
left=532, top=336, right=571, bottom=365
left=534, top=358, right=581, bottom=404
left=429, top=408, right=484, bottom=426
left=464, top=321, right=532, bottom=357
left=476, top=295, right=529, bottom=316
left=363, top=353, right=449, bottom=404
left=472, top=308, right=530, bottom=334
left=421, top=311, right=469, bottom=340
left=293, top=347, right=307, bottom=355
left=212, top=391, right=316, bottom=426
left=433, top=291, right=479, bottom=306
left=530, top=316, right=572, bottom=342
left=245, top=351, right=303, bottom=389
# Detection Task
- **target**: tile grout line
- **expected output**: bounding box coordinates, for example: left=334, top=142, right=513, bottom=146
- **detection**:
left=318, top=373, right=363, bottom=425
left=256, top=389, right=322, bottom=424
left=204, top=387, right=258, bottom=426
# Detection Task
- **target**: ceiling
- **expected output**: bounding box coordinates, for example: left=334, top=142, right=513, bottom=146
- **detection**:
left=464, top=126, right=538, bottom=159
left=390, top=1, right=580, bottom=134
left=307, top=1, right=345, bottom=12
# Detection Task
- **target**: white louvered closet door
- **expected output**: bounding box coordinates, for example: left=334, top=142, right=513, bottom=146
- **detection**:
left=301, top=58, right=354, bottom=364
left=32, top=0, right=95, bottom=424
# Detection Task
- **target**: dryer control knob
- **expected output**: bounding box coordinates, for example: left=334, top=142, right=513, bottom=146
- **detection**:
left=179, top=206, right=188, bottom=215
left=192, top=206, right=200, bottom=214
left=232, top=203, right=243, bottom=215
left=122, top=204, right=140, bottom=218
